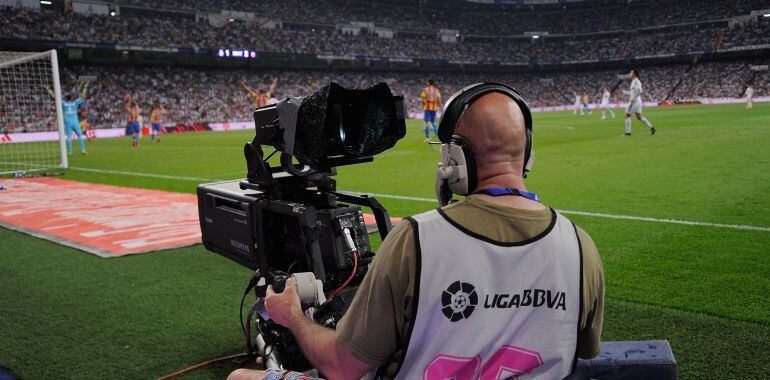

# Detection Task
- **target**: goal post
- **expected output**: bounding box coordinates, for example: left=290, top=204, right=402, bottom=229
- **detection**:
left=0, top=49, right=68, bottom=174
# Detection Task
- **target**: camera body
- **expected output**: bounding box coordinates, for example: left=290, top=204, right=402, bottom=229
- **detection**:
left=198, top=178, right=373, bottom=291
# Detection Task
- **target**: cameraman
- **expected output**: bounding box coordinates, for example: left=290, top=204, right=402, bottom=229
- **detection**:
left=231, top=89, right=604, bottom=380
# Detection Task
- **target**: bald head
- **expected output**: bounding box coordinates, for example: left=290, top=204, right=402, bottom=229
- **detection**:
left=455, top=92, right=528, bottom=184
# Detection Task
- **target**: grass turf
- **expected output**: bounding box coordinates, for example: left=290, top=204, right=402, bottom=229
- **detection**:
left=1, top=102, right=769, bottom=379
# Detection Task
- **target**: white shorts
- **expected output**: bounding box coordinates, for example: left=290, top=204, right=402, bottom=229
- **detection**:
left=601, top=100, right=609, bottom=108
left=625, top=101, right=642, bottom=115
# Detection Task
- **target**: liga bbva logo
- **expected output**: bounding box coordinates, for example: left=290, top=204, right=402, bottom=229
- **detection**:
left=441, top=281, right=568, bottom=322
left=441, top=281, right=478, bottom=322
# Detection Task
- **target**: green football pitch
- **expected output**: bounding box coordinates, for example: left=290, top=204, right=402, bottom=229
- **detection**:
left=1, top=103, right=769, bottom=379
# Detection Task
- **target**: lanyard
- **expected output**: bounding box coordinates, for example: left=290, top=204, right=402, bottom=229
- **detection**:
left=474, top=187, right=540, bottom=202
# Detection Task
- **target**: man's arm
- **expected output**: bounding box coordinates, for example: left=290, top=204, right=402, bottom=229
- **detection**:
left=241, top=81, right=256, bottom=94
left=264, top=278, right=375, bottom=380
left=575, top=227, right=605, bottom=359
left=80, top=82, right=89, bottom=101
left=267, top=77, right=278, bottom=98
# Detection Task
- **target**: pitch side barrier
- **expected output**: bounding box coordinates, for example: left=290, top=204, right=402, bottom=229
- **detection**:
left=403, top=96, right=769, bottom=118
left=0, top=123, right=216, bottom=144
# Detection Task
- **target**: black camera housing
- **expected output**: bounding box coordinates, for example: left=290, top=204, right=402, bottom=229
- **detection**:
left=198, top=178, right=379, bottom=290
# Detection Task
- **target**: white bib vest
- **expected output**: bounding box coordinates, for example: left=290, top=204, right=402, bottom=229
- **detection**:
left=392, top=208, right=582, bottom=380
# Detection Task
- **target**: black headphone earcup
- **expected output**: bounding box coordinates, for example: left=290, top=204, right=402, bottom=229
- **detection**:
left=523, top=128, right=532, bottom=173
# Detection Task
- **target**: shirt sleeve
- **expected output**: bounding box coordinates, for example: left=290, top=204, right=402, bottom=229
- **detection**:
left=575, top=226, right=605, bottom=359
left=336, top=220, right=417, bottom=366
left=76, top=98, right=84, bottom=106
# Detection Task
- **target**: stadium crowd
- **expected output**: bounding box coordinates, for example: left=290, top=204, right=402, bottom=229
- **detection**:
left=2, top=4, right=769, bottom=62
left=671, top=61, right=767, bottom=100
left=58, top=61, right=765, bottom=129
left=2, top=1, right=767, bottom=132
left=722, top=21, right=770, bottom=50
left=108, top=0, right=754, bottom=35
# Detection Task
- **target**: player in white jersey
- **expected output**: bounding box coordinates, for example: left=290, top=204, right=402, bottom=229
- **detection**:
left=573, top=92, right=582, bottom=115
left=600, top=86, right=615, bottom=119
left=744, top=85, right=753, bottom=110
left=623, top=69, right=656, bottom=136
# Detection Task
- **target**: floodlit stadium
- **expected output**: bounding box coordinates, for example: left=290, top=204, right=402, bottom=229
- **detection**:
left=0, top=0, right=768, bottom=379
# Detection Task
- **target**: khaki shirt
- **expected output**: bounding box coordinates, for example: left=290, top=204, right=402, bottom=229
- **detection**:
left=337, top=195, right=605, bottom=378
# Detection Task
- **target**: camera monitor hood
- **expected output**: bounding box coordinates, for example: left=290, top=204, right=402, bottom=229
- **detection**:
left=253, top=82, right=407, bottom=171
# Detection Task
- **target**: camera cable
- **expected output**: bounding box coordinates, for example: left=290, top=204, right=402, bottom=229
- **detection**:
left=155, top=352, right=251, bottom=380
left=240, top=271, right=265, bottom=344
left=329, top=228, right=359, bottom=298
left=245, top=298, right=266, bottom=358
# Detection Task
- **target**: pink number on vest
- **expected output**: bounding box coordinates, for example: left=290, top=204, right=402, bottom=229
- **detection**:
left=480, top=345, right=544, bottom=380
left=422, top=354, right=482, bottom=380
left=423, top=345, right=543, bottom=380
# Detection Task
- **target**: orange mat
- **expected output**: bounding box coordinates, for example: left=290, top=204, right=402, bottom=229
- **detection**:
left=0, top=177, right=201, bottom=257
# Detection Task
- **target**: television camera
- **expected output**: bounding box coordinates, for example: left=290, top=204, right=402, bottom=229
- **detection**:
left=197, top=82, right=406, bottom=371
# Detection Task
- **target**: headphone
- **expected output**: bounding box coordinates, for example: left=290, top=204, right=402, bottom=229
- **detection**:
left=435, top=82, right=534, bottom=206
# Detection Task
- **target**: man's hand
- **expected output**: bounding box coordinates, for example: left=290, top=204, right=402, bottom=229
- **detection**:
left=261, top=277, right=374, bottom=379
left=264, top=277, right=304, bottom=329
left=227, top=369, right=268, bottom=380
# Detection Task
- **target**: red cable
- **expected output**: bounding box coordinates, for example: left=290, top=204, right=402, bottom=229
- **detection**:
left=156, top=352, right=251, bottom=380
left=329, top=250, right=358, bottom=298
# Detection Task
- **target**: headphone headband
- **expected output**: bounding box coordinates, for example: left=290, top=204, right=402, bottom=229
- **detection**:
left=438, top=82, right=533, bottom=176
left=438, top=82, right=532, bottom=142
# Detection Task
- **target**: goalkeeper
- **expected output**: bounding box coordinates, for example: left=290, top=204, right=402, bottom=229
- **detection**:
left=46, top=83, right=88, bottom=155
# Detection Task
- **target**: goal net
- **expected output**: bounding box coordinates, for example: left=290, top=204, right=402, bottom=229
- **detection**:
left=0, top=50, right=67, bottom=174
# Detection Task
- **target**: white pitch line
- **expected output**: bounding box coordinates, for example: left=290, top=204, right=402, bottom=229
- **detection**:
left=339, top=191, right=770, bottom=232
left=377, top=150, right=415, bottom=158
left=339, top=191, right=436, bottom=203
left=556, top=209, right=770, bottom=232
left=56, top=169, right=770, bottom=232
left=68, top=166, right=216, bottom=182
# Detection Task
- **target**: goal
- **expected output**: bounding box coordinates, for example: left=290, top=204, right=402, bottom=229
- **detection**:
left=0, top=50, right=67, bottom=174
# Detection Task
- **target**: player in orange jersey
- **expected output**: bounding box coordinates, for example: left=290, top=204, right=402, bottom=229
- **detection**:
left=421, top=79, right=442, bottom=142
left=241, top=77, right=278, bottom=108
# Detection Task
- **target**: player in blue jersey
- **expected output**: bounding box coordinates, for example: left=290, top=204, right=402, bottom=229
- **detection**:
left=46, top=83, right=88, bottom=155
